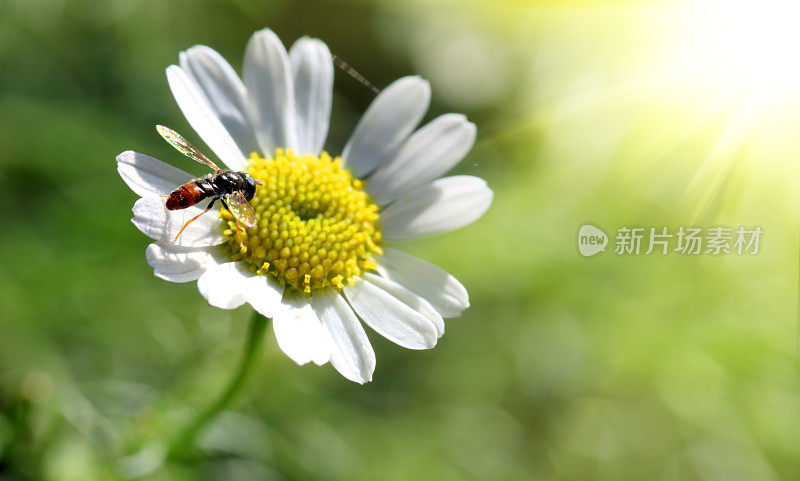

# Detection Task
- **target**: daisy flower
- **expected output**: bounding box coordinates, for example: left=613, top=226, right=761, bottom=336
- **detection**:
left=117, top=28, right=492, bottom=383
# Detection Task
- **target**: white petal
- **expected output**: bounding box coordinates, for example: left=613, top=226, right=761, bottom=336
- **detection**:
left=179, top=45, right=259, bottom=158
left=166, top=65, right=248, bottom=170
left=272, top=294, right=331, bottom=366
left=380, top=175, right=493, bottom=239
left=241, top=273, right=284, bottom=319
left=197, top=262, right=250, bottom=309
left=131, top=196, right=224, bottom=247
left=243, top=28, right=297, bottom=154
left=375, top=247, right=469, bottom=318
left=342, top=76, right=430, bottom=178
left=362, top=272, right=444, bottom=337
left=117, top=151, right=194, bottom=197
left=309, top=289, right=375, bottom=384
left=343, top=278, right=438, bottom=350
left=367, top=114, right=477, bottom=205
left=289, top=37, right=333, bottom=156
left=145, top=243, right=224, bottom=283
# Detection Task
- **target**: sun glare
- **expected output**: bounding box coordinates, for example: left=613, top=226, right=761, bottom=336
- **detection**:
left=601, top=0, right=800, bottom=217
left=685, top=0, right=800, bottom=88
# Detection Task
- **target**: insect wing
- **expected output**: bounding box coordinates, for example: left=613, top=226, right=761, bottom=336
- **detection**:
left=224, top=191, right=257, bottom=228
left=156, top=125, right=221, bottom=171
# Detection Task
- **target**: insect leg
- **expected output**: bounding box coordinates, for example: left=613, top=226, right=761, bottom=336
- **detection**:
left=221, top=198, right=248, bottom=253
left=332, top=54, right=380, bottom=94
left=174, top=198, right=217, bottom=242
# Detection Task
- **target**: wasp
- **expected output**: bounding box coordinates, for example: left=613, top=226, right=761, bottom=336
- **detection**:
left=155, top=125, right=261, bottom=243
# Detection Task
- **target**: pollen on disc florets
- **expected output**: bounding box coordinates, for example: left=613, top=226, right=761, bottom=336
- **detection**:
left=221, top=149, right=383, bottom=295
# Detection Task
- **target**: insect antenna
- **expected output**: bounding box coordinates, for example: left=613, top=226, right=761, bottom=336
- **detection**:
left=332, top=54, right=380, bottom=95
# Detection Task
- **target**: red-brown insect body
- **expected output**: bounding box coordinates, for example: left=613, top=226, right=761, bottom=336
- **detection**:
left=165, top=183, right=205, bottom=210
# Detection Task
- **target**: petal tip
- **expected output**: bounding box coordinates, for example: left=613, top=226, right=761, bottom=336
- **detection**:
left=253, top=27, right=281, bottom=44
left=116, top=150, right=135, bottom=163
left=186, top=44, right=209, bottom=55
left=395, top=75, right=430, bottom=92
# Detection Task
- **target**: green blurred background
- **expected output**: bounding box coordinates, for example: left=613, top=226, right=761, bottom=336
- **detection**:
left=0, top=0, right=798, bottom=479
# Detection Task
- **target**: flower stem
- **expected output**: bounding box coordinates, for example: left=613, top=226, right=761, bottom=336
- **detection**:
left=168, top=311, right=268, bottom=460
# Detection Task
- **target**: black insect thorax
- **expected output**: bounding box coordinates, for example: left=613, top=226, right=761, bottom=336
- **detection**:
left=194, top=171, right=257, bottom=201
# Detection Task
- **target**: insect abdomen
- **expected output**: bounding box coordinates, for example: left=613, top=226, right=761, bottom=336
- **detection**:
left=165, top=183, right=206, bottom=210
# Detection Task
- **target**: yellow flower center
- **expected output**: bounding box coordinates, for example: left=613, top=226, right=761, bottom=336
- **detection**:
left=221, top=149, right=382, bottom=294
